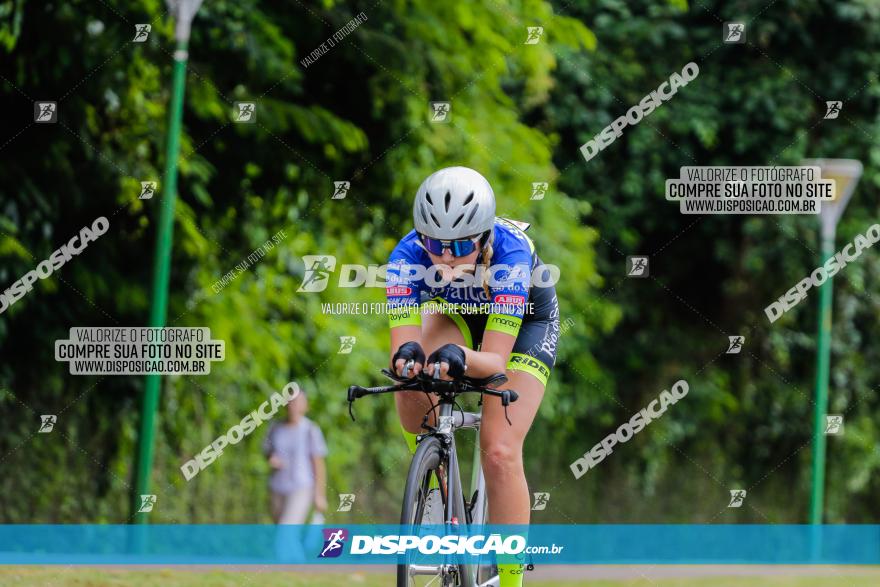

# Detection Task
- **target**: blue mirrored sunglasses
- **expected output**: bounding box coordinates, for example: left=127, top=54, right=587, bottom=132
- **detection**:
left=418, top=233, right=483, bottom=257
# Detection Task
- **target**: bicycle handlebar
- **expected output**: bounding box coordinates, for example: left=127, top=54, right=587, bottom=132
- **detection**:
left=346, top=366, right=520, bottom=422
left=348, top=369, right=518, bottom=401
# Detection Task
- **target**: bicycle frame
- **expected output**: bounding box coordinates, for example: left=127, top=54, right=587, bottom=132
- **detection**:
left=422, top=399, right=486, bottom=527
left=347, top=367, right=517, bottom=587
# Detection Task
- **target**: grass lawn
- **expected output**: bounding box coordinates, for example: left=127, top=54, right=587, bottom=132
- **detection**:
left=1, top=568, right=880, bottom=586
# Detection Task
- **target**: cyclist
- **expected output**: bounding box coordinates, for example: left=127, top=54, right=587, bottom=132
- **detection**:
left=386, top=166, right=560, bottom=587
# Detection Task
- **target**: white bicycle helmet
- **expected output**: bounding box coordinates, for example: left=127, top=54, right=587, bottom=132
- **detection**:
left=413, top=167, right=496, bottom=239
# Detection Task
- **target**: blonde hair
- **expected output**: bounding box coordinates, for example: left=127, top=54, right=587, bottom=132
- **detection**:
left=480, top=230, right=495, bottom=300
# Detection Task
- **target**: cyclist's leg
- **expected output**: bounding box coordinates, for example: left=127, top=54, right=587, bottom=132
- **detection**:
left=480, top=368, right=544, bottom=586
left=480, top=368, right=545, bottom=523
left=480, top=307, right=558, bottom=586
left=479, top=312, right=556, bottom=525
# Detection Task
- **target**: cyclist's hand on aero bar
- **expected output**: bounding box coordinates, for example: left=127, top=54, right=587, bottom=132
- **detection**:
left=392, top=341, right=426, bottom=377
left=426, top=344, right=467, bottom=380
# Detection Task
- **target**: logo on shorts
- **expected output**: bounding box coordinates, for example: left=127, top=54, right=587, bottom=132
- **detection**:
left=319, top=528, right=348, bottom=558
left=386, top=286, right=412, bottom=296
left=509, top=354, right=550, bottom=378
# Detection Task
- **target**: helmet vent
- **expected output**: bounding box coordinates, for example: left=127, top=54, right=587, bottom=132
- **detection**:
left=419, top=203, right=430, bottom=225
left=466, top=203, right=479, bottom=224
left=429, top=212, right=441, bottom=227
left=444, top=191, right=451, bottom=212
left=451, top=213, right=464, bottom=228
left=425, top=192, right=434, bottom=205
left=463, top=192, right=474, bottom=206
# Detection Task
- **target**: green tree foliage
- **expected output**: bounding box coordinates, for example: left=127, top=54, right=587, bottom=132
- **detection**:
left=546, top=0, right=880, bottom=521
left=0, top=0, right=877, bottom=525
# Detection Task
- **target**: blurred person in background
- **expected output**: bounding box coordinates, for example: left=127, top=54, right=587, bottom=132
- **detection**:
left=263, top=389, right=328, bottom=524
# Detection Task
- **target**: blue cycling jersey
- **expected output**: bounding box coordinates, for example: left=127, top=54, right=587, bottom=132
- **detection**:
left=385, top=218, right=539, bottom=336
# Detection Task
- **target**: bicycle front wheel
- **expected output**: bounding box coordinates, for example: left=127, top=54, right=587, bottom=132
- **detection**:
left=397, top=435, right=472, bottom=587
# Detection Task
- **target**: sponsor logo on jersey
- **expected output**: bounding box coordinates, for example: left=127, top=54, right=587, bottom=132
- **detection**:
left=494, top=294, right=525, bottom=305
left=386, top=286, right=412, bottom=296
left=492, top=316, right=521, bottom=329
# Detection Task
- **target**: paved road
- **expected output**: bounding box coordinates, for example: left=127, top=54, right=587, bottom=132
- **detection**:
left=87, top=564, right=880, bottom=579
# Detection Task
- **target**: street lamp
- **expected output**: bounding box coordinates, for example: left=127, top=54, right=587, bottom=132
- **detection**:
left=801, top=158, right=862, bottom=526
left=133, top=0, right=204, bottom=524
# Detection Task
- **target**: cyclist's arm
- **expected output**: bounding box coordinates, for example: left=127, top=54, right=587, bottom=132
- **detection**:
left=386, top=245, right=425, bottom=374
left=459, top=329, right=515, bottom=378
left=458, top=248, right=532, bottom=377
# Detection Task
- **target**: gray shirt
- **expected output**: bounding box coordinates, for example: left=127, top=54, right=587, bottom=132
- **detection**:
left=263, top=417, right=328, bottom=495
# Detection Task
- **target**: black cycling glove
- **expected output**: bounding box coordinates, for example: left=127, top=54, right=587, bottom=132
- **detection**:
left=392, top=341, right=426, bottom=374
left=427, top=344, right=467, bottom=378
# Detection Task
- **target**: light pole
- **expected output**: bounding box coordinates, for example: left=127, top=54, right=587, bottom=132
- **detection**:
left=133, top=0, right=204, bottom=524
left=801, top=158, right=862, bottom=526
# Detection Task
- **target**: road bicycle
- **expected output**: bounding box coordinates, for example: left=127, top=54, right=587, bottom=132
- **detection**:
left=347, top=362, right=520, bottom=587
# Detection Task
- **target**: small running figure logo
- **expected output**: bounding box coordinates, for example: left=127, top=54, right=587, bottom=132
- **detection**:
left=233, top=102, right=256, bottom=123
left=138, top=494, right=157, bottom=513
left=724, top=23, right=746, bottom=43
left=824, top=415, right=844, bottom=435
left=35, top=102, right=57, bottom=123
left=531, top=492, right=550, bottom=511
left=530, top=182, right=548, bottom=201
left=139, top=181, right=157, bottom=200
left=338, top=336, right=356, bottom=354
left=627, top=256, right=649, bottom=278
left=337, top=494, right=356, bottom=512
left=133, top=24, right=151, bottom=42
left=331, top=181, right=350, bottom=200
left=824, top=101, right=842, bottom=120
left=430, top=102, right=450, bottom=122
left=524, top=27, right=544, bottom=45
left=297, top=255, right=336, bottom=292
left=728, top=489, right=746, bottom=508
left=726, top=336, right=745, bottom=354
left=38, top=415, right=57, bottom=433
left=319, top=528, right=348, bottom=558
